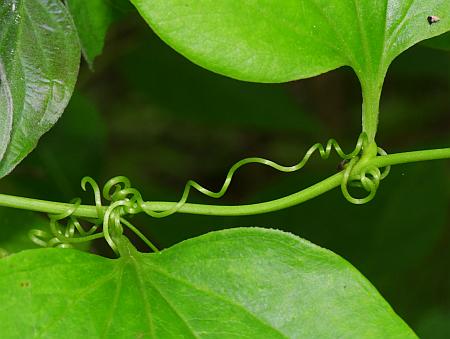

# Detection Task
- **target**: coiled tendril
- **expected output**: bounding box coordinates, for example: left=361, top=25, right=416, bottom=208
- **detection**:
left=140, top=132, right=390, bottom=216
left=340, top=146, right=390, bottom=204
left=29, top=176, right=158, bottom=255
left=29, top=133, right=390, bottom=254
left=29, top=198, right=104, bottom=249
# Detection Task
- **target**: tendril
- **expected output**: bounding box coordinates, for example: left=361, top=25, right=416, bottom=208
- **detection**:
left=141, top=132, right=387, bottom=217
left=81, top=177, right=104, bottom=218
left=103, top=200, right=127, bottom=254
left=29, top=177, right=158, bottom=255
left=341, top=147, right=391, bottom=204
left=28, top=133, right=391, bottom=255
left=29, top=198, right=105, bottom=249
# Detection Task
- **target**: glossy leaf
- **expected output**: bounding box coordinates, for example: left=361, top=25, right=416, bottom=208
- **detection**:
left=0, top=228, right=415, bottom=337
left=66, top=0, right=115, bottom=67
left=0, top=0, right=80, bottom=178
left=118, top=30, right=323, bottom=134
left=132, top=0, right=450, bottom=83
left=12, top=93, right=107, bottom=201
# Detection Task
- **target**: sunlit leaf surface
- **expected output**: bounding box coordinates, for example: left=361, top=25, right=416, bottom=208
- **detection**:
left=131, top=0, right=450, bottom=83
left=0, top=228, right=415, bottom=337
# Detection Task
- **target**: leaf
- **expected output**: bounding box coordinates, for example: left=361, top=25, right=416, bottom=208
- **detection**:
left=0, top=0, right=80, bottom=178
left=220, top=160, right=450, bottom=327
left=0, top=61, right=13, bottom=164
left=131, top=0, right=450, bottom=84
left=0, top=228, right=416, bottom=337
left=66, top=0, right=115, bottom=68
left=118, top=30, right=324, bottom=135
left=9, top=92, right=107, bottom=201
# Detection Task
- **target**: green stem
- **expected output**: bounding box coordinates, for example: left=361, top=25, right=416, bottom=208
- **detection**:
left=0, top=148, right=449, bottom=218
left=143, top=172, right=342, bottom=216
left=370, top=148, right=450, bottom=168
left=360, top=78, right=384, bottom=144
left=0, top=195, right=99, bottom=218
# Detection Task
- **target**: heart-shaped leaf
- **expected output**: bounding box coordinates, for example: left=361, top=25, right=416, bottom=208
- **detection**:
left=0, top=0, right=80, bottom=178
left=131, top=0, right=449, bottom=84
left=0, top=228, right=416, bottom=337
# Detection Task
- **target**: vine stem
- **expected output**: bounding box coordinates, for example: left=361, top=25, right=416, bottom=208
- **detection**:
left=0, top=148, right=449, bottom=218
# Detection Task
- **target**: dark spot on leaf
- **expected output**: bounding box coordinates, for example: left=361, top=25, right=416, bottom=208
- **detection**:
left=20, top=281, right=31, bottom=288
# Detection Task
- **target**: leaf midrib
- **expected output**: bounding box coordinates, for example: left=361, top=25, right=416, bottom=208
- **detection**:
left=22, top=0, right=54, bottom=130
left=127, top=256, right=156, bottom=338
left=137, top=257, right=289, bottom=338
left=131, top=255, right=200, bottom=339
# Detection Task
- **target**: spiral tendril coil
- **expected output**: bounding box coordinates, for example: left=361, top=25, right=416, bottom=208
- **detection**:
left=140, top=132, right=390, bottom=216
left=29, top=177, right=158, bottom=255
left=29, top=133, right=389, bottom=255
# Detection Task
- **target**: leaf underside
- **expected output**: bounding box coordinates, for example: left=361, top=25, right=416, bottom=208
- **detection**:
left=0, top=228, right=416, bottom=338
left=131, top=0, right=450, bottom=84
left=0, top=0, right=80, bottom=178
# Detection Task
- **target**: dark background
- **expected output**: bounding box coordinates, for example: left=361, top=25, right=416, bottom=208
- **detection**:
left=0, top=7, right=449, bottom=338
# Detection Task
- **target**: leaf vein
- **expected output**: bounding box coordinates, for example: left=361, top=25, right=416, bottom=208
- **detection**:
left=143, top=261, right=288, bottom=338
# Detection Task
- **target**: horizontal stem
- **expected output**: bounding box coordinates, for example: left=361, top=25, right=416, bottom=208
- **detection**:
left=369, top=148, right=450, bottom=168
left=0, top=147, right=449, bottom=218
left=142, top=172, right=342, bottom=216
left=0, top=196, right=99, bottom=218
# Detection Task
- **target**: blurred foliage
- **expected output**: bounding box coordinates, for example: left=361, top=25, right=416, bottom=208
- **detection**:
left=0, top=208, right=48, bottom=256
left=422, top=32, right=450, bottom=51
left=0, top=10, right=448, bottom=338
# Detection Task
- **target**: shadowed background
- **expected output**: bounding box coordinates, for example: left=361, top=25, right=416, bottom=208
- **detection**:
left=0, top=8, right=449, bottom=338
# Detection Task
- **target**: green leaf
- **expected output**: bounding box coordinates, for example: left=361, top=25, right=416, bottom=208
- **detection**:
left=0, top=0, right=80, bottom=178
left=131, top=0, right=450, bottom=83
left=224, top=160, right=450, bottom=328
left=0, top=228, right=415, bottom=337
left=66, top=0, right=115, bottom=68
left=118, top=30, right=324, bottom=135
left=11, top=92, right=107, bottom=201
left=0, top=61, right=13, bottom=165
